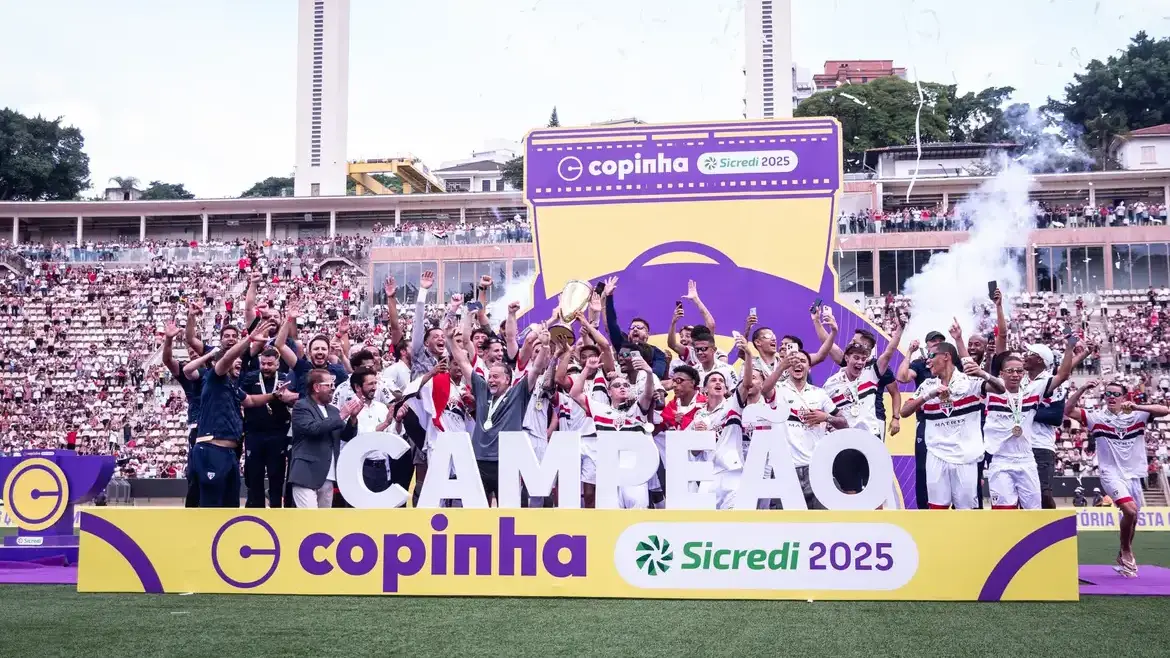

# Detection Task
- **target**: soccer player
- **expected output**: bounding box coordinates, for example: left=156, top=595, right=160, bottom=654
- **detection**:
left=824, top=321, right=901, bottom=494
left=900, top=342, right=1003, bottom=509
left=1065, top=380, right=1169, bottom=576
left=896, top=330, right=947, bottom=508
left=982, top=354, right=1042, bottom=509
left=688, top=334, right=755, bottom=509
left=1021, top=341, right=1086, bottom=508
left=776, top=350, right=848, bottom=508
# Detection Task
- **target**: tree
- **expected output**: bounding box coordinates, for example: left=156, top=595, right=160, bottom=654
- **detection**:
left=240, top=176, right=293, bottom=198
left=946, top=86, right=1016, bottom=143
left=140, top=180, right=195, bottom=200
left=1047, top=31, right=1170, bottom=168
left=347, top=173, right=403, bottom=194
left=502, top=107, right=561, bottom=191
left=794, top=77, right=951, bottom=172
left=0, top=108, right=91, bottom=201
left=502, top=156, right=524, bottom=191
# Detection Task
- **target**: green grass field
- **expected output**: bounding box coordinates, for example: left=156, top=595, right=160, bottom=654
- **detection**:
left=0, top=533, right=1167, bottom=657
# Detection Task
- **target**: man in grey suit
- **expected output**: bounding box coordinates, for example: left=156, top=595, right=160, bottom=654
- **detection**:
left=289, top=368, right=363, bottom=508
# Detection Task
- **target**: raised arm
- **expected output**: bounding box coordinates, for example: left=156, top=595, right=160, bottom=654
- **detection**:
left=577, top=312, right=616, bottom=374
left=411, top=269, right=434, bottom=352
left=810, top=312, right=838, bottom=367
left=633, top=353, right=656, bottom=412
left=963, top=360, right=1005, bottom=394
left=525, top=329, right=552, bottom=392
left=876, top=319, right=904, bottom=375
left=1128, top=400, right=1170, bottom=419
left=505, top=300, right=521, bottom=362
left=382, top=276, right=404, bottom=346
left=601, top=276, right=625, bottom=351
left=243, top=271, right=261, bottom=324
left=901, top=383, right=939, bottom=418
left=185, top=300, right=206, bottom=357
left=1064, top=380, right=1096, bottom=419
left=948, top=318, right=969, bottom=359
left=735, top=335, right=754, bottom=401
left=161, top=320, right=182, bottom=380
left=896, top=339, right=920, bottom=384
left=682, top=279, right=716, bottom=334
left=215, top=320, right=274, bottom=376
left=993, top=288, right=1008, bottom=354
left=476, top=275, right=492, bottom=331
left=446, top=310, right=474, bottom=382
left=570, top=356, right=601, bottom=409
left=182, top=348, right=216, bottom=381
left=337, top=316, right=353, bottom=374
left=666, top=304, right=685, bottom=357
left=274, top=305, right=300, bottom=368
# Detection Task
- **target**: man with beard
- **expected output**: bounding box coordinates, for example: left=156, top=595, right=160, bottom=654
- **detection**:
left=688, top=335, right=755, bottom=510
left=288, top=369, right=363, bottom=508
left=601, top=276, right=669, bottom=380
left=740, top=352, right=789, bottom=508
left=240, top=348, right=298, bottom=507
left=448, top=313, right=551, bottom=506
left=188, top=320, right=277, bottom=507
left=347, top=367, right=395, bottom=495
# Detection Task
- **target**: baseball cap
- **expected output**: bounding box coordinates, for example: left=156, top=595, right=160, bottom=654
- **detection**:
left=925, top=331, right=946, bottom=343
left=1025, top=344, right=1054, bottom=368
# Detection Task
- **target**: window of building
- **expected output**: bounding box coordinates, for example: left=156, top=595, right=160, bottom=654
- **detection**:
left=310, top=183, right=320, bottom=197
left=444, top=260, right=509, bottom=301
left=833, top=251, right=874, bottom=295
left=1141, top=145, right=1156, bottom=165
left=482, top=179, right=492, bottom=192
left=372, top=261, right=439, bottom=305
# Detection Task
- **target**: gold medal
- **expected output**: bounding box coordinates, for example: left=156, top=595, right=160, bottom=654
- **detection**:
left=535, top=399, right=543, bottom=411
left=849, top=406, right=860, bottom=418
left=1011, top=424, right=1022, bottom=437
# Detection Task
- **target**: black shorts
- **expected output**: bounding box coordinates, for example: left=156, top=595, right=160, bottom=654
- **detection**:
left=832, top=448, right=869, bottom=492
left=477, top=460, right=500, bottom=502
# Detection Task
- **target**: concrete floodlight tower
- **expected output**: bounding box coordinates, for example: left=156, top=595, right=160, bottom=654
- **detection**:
left=294, top=0, right=350, bottom=197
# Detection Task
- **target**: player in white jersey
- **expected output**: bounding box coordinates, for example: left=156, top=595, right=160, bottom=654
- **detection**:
left=687, top=335, right=756, bottom=509
left=1066, top=380, right=1170, bottom=576
left=901, top=342, right=1004, bottom=509
left=570, top=349, right=656, bottom=509
left=823, top=325, right=900, bottom=494
left=1021, top=341, right=1086, bottom=508
left=982, top=354, right=1042, bottom=509
left=739, top=344, right=789, bottom=508
left=776, top=350, right=848, bottom=508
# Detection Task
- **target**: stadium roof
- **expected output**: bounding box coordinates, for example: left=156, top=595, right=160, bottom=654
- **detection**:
left=434, top=161, right=504, bottom=174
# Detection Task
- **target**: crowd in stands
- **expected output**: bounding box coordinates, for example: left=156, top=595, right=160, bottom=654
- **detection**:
left=838, top=201, right=1168, bottom=234
left=372, top=216, right=532, bottom=246
left=1, top=236, right=372, bottom=265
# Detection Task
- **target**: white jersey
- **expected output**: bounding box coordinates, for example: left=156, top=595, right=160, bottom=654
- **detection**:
left=1080, top=408, right=1151, bottom=479
left=692, top=391, right=746, bottom=473
left=752, top=354, right=786, bottom=381
left=587, top=395, right=650, bottom=432
left=1023, top=374, right=1062, bottom=452
left=824, top=364, right=883, bottom=438
left=776, top=380, right=837, bottom=467
left=695, top=360, right=739, bottom=390
left=983, top=389, right=1035, bottom=462
left=916, top=371, right=985, bottom=464
left=522, top=374, right=557, bottom=460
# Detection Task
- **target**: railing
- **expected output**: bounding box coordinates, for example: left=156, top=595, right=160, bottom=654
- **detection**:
left=373, top=227, right=533, bottom=248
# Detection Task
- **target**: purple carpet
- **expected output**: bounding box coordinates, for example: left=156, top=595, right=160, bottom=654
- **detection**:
left=0, top=559, right=78, bottom=585
left=1079, top=565, right=1170, bottom=596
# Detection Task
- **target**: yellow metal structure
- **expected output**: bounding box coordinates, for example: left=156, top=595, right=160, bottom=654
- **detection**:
left=347, top=157, right=446, bottom=195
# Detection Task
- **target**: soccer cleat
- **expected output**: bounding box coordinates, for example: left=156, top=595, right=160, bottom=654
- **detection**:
left=1113, top=553, right=1138, bottom=578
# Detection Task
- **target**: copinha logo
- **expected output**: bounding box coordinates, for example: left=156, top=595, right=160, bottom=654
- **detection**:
left=634, top=535, right=673, bottom=575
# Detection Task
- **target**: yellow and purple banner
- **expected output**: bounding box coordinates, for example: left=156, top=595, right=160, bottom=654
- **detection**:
left=78, top=509, right=1077, bottom=600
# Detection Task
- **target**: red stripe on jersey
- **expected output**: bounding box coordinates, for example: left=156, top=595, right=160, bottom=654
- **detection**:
left=594, top=415, right=615, bottom=426
left=1114, top=496, right=1134, bottom=506
left=857, top=381, right=877, bottom=393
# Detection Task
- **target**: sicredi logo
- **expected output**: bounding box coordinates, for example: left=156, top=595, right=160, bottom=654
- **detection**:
left=615, top=522, right=918, bottom=591
left=697, top=150, right=799, bottom=175
left=557, top=152, right=690, bottom=182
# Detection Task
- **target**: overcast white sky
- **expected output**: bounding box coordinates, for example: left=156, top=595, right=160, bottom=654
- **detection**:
left=2, top=0, right=1167, bottom=197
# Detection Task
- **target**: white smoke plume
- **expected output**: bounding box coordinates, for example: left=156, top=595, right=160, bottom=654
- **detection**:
left=901, top=107, right=1092, bottom=346
left=487, top=273, right=536, bottom=329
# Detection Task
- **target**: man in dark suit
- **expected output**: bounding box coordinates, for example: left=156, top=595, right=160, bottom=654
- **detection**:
left=289, top=368, right=362, bottom=508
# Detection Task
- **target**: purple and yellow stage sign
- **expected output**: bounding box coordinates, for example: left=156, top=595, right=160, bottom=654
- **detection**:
left=517, top=119, right=918, bottom=504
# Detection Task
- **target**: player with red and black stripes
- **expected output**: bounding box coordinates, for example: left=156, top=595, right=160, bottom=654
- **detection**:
left=1066, top=380, right=1169, bottom=577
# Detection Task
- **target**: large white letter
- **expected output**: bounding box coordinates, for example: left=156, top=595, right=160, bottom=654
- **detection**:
left=663, top=430, right=716, bottom=510
left=498, top=431, right=582, bottom=508
left=733, top=430, right=808, bottom=510
left=808, top=428, right=894, bottom=510
left=594, top=432, right=658, bottom=509
left=417, top=432, right=489, bottom=508
left=336, top=432, right=412, bottom=508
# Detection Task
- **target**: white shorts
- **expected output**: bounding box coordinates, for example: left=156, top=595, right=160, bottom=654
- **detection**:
left=581, top=454, right=597, bottom=485
left=1100, top=470, right=1145, bottom=510
left=987, top=458, right=1042, bottom=509
left=926, top=452, right=978, bottom=510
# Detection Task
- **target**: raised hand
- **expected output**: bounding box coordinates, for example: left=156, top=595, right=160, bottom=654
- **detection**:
left=589, top=292, right=602, bottom=314
left=479, top=275, right=493, bottom=290
left=948, top=317, right=963, bottom=341
left=508, top=300, right=521, bottom=315
left=248, top=271, right=262, bottom=285
left=993, top=288, right=1003, bottom=307
left=630, top=354, right=651, bottom=373
left=745, top=311, right=758, bottom=330
left=420, top=270, right=435, bottom=290
left=908, top=338, right=920, bottom=354
left=683, top=279, right=698, bottom=301
left=337, top=316, right=350, bottom=336
left=673, top=304, right=685, bottom=322
left=602, top=276, right=618, bottom=297
left=584, top=354, right=601, bottom=374
left=164, top=320, right=181, bottom=339
left=383, top=276, right=397, bottom=298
